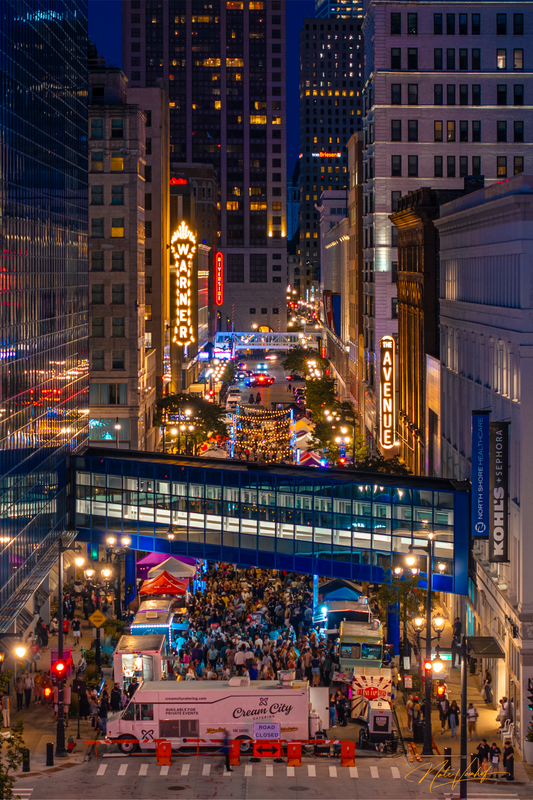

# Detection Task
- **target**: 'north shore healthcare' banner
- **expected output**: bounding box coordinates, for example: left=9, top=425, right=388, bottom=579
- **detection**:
left=489, top=422, right=510, bottom=563
left=471, top=411, right=490, bottom=537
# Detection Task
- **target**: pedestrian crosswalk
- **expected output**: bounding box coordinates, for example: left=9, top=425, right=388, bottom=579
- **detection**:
left=95, top=760, right=403, bottom=780
left=12, top=787, right=33, bottom=799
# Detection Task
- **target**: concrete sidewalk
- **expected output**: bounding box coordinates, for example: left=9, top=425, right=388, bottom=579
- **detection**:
left=4, top=616, right=108, bottom=774
left=394, top=614, right=531, bottom=784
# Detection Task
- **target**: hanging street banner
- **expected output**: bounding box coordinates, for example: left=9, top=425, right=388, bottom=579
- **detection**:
left=471, top=411, right=490, bottom=537
left=489, top=422, right=510, bottom=562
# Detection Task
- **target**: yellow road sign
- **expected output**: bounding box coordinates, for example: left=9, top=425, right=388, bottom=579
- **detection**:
left=88, top=609, right=107, bottom=628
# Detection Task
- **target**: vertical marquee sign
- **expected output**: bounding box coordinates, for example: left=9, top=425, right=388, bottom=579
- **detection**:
left=471, top=411, right=490, bottom=537
left=170, top=221, right=196, bottom=347
left=214, top=252, right=224, bottom=306
left=489, top=421, right=510, bottom=562
left=379, top=335, right=396, bottom=450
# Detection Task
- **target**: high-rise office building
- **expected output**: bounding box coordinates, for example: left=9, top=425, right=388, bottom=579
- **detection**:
left=298, top=8, right=363, bottom=293
left=315, top=0, right=362, bottom=18
left=361, top=0, right=533, bottom=451
left=88, top=64, right=161, bottom=451
left=122, top=0, right=288, bottom=333
left=0, top=1, right=89, bottom=628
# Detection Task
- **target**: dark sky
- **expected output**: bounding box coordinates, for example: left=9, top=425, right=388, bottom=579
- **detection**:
left=88, top=0, right=315, bottom=176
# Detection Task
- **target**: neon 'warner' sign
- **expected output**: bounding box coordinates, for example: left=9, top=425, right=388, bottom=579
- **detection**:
left=170, top=222, right=196, bottom=347
left=379, top=335, right=396, bottom=450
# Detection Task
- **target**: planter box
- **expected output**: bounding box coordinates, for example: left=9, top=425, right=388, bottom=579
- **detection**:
left=524, top=738, right=533, bottom=765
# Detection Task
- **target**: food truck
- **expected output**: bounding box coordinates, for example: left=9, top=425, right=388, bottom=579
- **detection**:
left=313, top=599, right=372, bottom=639
left=130, top=599, right=188, bottom=647
left=338, top=618, right=383, bottom=675
left=113, top=634, right=169, bottom=691
left=107, top=675, right=316, bottom=753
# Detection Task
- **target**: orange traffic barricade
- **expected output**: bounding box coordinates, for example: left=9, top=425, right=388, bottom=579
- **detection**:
left=287, top=741, right=302, bottom=767
left=229, top=739, right=241, bottom=767
left=340, top=740, right=355, bottom=767
left=156, top=739, right=172, bottom=766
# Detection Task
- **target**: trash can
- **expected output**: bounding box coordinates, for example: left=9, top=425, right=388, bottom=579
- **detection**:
left=413, top=721, right=424, bottom=743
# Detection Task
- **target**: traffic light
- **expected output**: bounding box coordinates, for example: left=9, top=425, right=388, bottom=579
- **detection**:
left=423, top=659, right=433, bottom=673
left=338, top=457, right=346, bottom=465
left=52, top=660, right=66, bottom=679
left=43, top=686, right=53, bottom=699
left=436, top=684, right=446, bottom=698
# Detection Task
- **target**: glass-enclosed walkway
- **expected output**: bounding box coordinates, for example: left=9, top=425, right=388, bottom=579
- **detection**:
left=75, top=447, right=470, bottom=593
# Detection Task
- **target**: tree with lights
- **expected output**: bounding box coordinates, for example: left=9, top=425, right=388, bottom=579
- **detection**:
left=155, top=393, right=227, bottom=454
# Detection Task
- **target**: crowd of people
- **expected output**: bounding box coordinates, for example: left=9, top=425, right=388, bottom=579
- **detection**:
left=164, top=565, right=340, bottom=692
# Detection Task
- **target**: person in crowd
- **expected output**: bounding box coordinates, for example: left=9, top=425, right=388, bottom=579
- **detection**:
left=476, top=738, right=490, bottom=769
left=448, top=700, right=460, bottom=738
left=72, top=617, right=82, bottom=645
left=482, top=670, right=493, bottom=705
left=502, top=739, right=514, bottom=781
left=498, top=696, right=509, bottom=728
left=466, top=702, right=479, bottom=741
left=15, top=676, right=24, bottom=712
left=489, top=741, right=502, bottom=776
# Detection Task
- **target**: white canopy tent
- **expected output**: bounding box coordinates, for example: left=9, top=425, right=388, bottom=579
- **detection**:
left=147, top=557, right=197, bottom=579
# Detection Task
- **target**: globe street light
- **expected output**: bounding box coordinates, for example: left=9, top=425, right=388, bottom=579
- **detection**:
left=75, top=557, right=85, bottom=568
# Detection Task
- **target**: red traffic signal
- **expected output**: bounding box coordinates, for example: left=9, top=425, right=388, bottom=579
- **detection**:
left=423, top=660, right=433, bottom=672
left=53, top=660, right=66, bottom=676
left=436, top=684, right=446, bottom=697
left=43, top=686, right=53, bottom=698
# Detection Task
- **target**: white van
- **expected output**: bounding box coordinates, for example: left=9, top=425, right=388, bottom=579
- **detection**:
left=107, top=677, right=311, bottom=753
left=225, top=386, right=241, bottom=411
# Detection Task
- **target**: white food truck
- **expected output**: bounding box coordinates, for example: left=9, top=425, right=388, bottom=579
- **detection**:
left=107, top=676, right=324, bottom=753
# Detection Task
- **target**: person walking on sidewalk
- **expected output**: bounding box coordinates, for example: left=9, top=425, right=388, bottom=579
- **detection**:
left=15, top=676, right=23, bottom=712
left=0, top=693, right=10, bottom=728
left=438, top=695, right=450, bottom=734
left=406, top=694, right=414, bottom=731
left=467, top=702, right=478, bottom=741
left=482, top=670, right=493, bottom=705
left=23, top=673, right=34, bottom=709
left=221, top=729, right=233, bottom=773
left=489, top=742, right=502, bottom=775
left=448, top=700, right=460, bottom=738
left=72, top=617, right=82, bottom=645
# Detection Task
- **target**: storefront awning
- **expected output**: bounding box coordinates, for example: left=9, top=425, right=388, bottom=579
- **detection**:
left=467, top=636, right=505, bottom=659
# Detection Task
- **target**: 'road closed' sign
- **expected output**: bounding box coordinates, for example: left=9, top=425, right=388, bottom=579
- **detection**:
left=253, top=722, right=281, bottom=740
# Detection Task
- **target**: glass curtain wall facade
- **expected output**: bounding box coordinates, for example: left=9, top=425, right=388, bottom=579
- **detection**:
left=0, top=2, right=89, bottom=618
left=75, top=449, right=469, bottom=593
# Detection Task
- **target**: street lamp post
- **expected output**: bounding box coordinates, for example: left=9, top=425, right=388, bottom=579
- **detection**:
left=105, top=536, right=131, bottom=619
left=406, top=537, right=434, bottom=757
left=460, top=635, right=468, bottom=800
left=55, top=534, right=79, bottom=758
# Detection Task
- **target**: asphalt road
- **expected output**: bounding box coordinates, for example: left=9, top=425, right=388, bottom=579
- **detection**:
left=13, top=753, right=529, bottom=800
left=232, top=355, right=303, bottom=409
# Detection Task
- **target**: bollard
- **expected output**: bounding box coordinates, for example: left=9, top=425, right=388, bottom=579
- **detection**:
left=22, top=748, right=30, bottom=773
left=46, top=742, right=54, bottom=767
left=340, top=740, right=355, bottom=767
left=470, top=753, right=478, bottom=775
left=443, top=747, right=452, bottom=771
left=287, top=742, right=302, bottom=767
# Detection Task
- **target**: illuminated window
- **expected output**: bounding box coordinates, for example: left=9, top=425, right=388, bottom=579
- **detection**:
left=214, top=101, right=221, bottom=110
left=254, top=101, right=267, bottom=110
left=497, top=49, right=507, bottom=70
left=227, top=58, right=244, bottom=67
left=227, top=201, right=239, bottom=210
left=249, top=187, right=261, bottom=196
left=145, top=305, right=152, bottom=321
left=250, top=115, right=267, bottom=124
left=91, top=151, right=103, bottom=172
left=250, top=202, right=267, bottom=210
left=203, top=58, right=221, bottom=66
left=249, top=1, right=263, bottom=8
left=111, top=153, right=124, bottom=171
left=272, top=117, right=281, bottom=125
left=111, top=218, right=125, bottom=238
left=227, top=1, right=243, bottom=9
left=272, top=202, right=282, bottom=211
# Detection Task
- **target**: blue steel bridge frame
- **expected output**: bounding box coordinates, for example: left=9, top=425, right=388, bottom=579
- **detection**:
left=74, top=447, right=470, bottom=598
